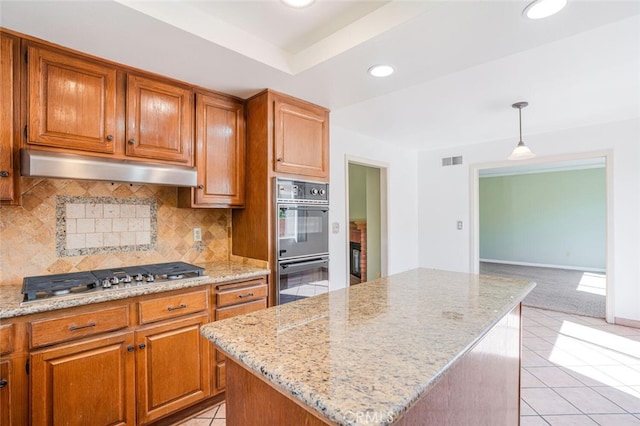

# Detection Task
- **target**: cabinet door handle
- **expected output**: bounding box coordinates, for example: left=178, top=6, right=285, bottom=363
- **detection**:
left=69, top=322, right=96, bottom=331
left=127, top=345, right=135, bottom=352
left=0, top=171, right=9, bottom=177
left=0, top=379, right=7, bottom=388
left=139, top=343, right=146, bottom=350
left=128, top=138, right=135, bottom=145
left=167, top=303, right=187, bottom=311
left=197, top=184, right=204, bottom=190
left=276, top=157, right=283, bottom=162
left=106, top=134, right=114, bottom=141
left=238, top=292, right=254, bottom=299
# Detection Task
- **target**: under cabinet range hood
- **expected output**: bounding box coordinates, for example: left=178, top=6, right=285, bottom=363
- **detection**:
left=21, top=150, right=197, bottom=187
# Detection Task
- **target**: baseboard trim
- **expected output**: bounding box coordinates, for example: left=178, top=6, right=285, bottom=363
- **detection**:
left=479, top=259, right=606, bottom=273
left=615, top=317, right=640, bottom=329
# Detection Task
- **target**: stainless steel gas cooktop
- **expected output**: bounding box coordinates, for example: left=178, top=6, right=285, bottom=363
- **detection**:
left=21, top=261, right=206, bottom=302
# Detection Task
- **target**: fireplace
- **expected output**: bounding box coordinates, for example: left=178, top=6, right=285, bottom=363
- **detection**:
left=350, top=242, right=361, bottom=279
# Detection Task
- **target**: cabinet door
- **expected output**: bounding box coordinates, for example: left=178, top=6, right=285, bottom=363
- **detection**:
left=135, top=313, right=210, bottom=424
left=30, top=331, right=135, bottom=426
left=1, top=33, right=20, bottom=204
left=274, top=99, right=329, bottom=179
left=193, top=93, right=245, bottom=207
left=126, top=74, right=193, bottom=165
left=0, top=359, right=11, bottom=425
left=27, top=45, right=117, bottom=153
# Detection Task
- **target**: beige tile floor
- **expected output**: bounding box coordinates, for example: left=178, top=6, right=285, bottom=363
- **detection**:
left=521, top=306, right=640, bottom=425
left=179, top=306, right=640, bottom=425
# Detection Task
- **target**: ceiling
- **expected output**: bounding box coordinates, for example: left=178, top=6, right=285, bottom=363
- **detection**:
left=1, top=0, right=638, bottom=152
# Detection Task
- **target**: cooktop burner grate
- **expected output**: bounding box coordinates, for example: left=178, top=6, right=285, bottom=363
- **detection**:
left=22, top=262, right=206, bottom=302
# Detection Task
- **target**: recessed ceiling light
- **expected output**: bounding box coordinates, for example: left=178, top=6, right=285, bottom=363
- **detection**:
left=368, top=65, right=394, bottom=78
left=281, top=0, right=316, bottom=8
left=523, top=0, right=568, bottom=19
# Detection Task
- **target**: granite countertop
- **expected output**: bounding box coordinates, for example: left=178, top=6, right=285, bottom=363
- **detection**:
left=0, top=262, right=269, bottom=319
left=200, top=268, right=535, bottom=426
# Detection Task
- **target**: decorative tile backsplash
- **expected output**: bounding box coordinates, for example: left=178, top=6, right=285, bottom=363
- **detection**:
left=56, top=196, right=158, bottom=257
left=0, top=178, right=233, bottom=285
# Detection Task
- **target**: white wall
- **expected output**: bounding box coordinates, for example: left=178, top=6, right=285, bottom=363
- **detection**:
left=418, top=118, right=640, bottom=322
left=329, top=125, right=419, bottom=290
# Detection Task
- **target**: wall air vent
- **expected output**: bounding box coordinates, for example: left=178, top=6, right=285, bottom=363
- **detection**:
left=442, top=156, right=463, bottom=167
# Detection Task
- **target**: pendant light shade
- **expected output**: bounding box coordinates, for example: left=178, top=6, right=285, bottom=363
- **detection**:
left=508, top=101, right=536, bottom=160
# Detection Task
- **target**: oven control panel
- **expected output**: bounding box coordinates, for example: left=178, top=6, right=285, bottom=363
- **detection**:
left=276, top=178, right=329, bottom=203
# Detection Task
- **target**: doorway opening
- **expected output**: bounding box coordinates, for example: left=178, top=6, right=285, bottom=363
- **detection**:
left=470, top=152, right=613, bottom=322
left=346, top=158, right=388, bottom=285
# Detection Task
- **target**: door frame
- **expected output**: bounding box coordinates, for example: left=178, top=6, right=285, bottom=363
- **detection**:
left=345, top=155, right=389, bottom=285
left=469, top=150, right=614, bottom=323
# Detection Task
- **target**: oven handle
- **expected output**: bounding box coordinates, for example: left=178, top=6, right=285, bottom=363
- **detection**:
left=279, top=205, right=329, bottom=213
left=280, top=258, right=328, bottom=270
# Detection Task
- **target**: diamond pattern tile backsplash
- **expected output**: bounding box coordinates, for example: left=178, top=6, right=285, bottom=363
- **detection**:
left=0, top=178, right=232, bottom=285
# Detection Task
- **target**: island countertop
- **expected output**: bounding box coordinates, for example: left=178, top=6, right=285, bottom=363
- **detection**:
left=200, top=268, right=536, bottom=426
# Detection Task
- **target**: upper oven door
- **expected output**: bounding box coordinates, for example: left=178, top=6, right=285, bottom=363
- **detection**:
left=277, top=204, right=329, bottom=260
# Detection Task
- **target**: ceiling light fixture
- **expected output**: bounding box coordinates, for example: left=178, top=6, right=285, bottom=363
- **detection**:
left=523, top=0, right=568, bottom=19
left=368, top=65, right=394, bottom=78
left=508, top=101, right=536, bottom=161
left=281, top=0, right=316, bottom=8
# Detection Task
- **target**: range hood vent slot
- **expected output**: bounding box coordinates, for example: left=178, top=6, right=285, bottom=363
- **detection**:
left=21, top=150, right=197, bottom=187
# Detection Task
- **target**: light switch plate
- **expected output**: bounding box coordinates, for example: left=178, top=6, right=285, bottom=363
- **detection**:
left=332, top=222, right=340, bottom=234
left=457, top=221, right=463, bottom=230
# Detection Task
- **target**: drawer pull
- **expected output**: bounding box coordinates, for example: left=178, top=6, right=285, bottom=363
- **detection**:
left=139, top=343, right=146, bottom=350
left=167, top=303, right=187, bottom=311
left=0, top=379, right=7, bottom=388
left=69, top=322, right=96, bottom=331
left=0, top=171, right=9, bottom=178
left=127, top=345, right=135, bottom=352
left=238, top=292, right=254, bottom=299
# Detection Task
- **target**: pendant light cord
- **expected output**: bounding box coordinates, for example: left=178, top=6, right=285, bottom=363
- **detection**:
left=519, top=107, right=523, bottom=143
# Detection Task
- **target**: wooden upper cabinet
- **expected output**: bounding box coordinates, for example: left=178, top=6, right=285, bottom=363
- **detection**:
left=274, top=98, right=329, bottom=179
left=0, top=32, right=20, bottom=204
left=126, top=74, right=193, bottom=166
left=27, top=44, right=117, bottom=153
left=179, top=92, right=245, bottom=208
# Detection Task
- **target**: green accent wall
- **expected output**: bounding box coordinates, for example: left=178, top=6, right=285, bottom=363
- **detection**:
left=479, top=168, right=606, bottom=270
left=349, top=164, right=367, bottom=221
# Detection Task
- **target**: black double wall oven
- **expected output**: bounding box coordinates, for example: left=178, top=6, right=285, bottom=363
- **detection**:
left=275, top=178, right=329, bottom=305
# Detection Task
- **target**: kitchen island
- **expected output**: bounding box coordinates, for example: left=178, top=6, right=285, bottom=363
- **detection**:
left=200, top=268, right=535, bottom=426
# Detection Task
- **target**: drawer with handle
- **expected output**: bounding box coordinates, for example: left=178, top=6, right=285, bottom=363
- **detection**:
left=30, top=306, right=129, bottom=348
left=0, top=324, right=14, bottom=355
left=215, top=298, right=267, bottom=321
left=138, top=289, right=208, bottom=324
left=216, top=279, right=267, bottom=308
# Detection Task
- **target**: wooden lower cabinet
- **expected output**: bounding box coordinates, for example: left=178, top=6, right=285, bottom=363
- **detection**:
left=212, top=278, right=267, bottom=395
left=135, top=313, right=211, bottom=424
left=0, top=359, right=10, bottom=426
left=30, top=331, right=136, bottom=426
left=0, top=354, right=28, bottom=426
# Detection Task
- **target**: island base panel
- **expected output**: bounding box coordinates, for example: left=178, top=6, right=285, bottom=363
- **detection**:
left=226, top=357, right=333, bottom=426
left=397, top=304, right=521, bottom=425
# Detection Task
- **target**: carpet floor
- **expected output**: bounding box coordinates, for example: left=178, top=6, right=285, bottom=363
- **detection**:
left=480, top=262, right=606, bottom=318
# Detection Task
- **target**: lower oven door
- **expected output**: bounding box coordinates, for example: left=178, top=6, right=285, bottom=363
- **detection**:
left=277, top=256, right=329, bottom=305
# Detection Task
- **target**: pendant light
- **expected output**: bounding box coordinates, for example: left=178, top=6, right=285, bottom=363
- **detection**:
left=508, top=101, right=536, bottom=160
